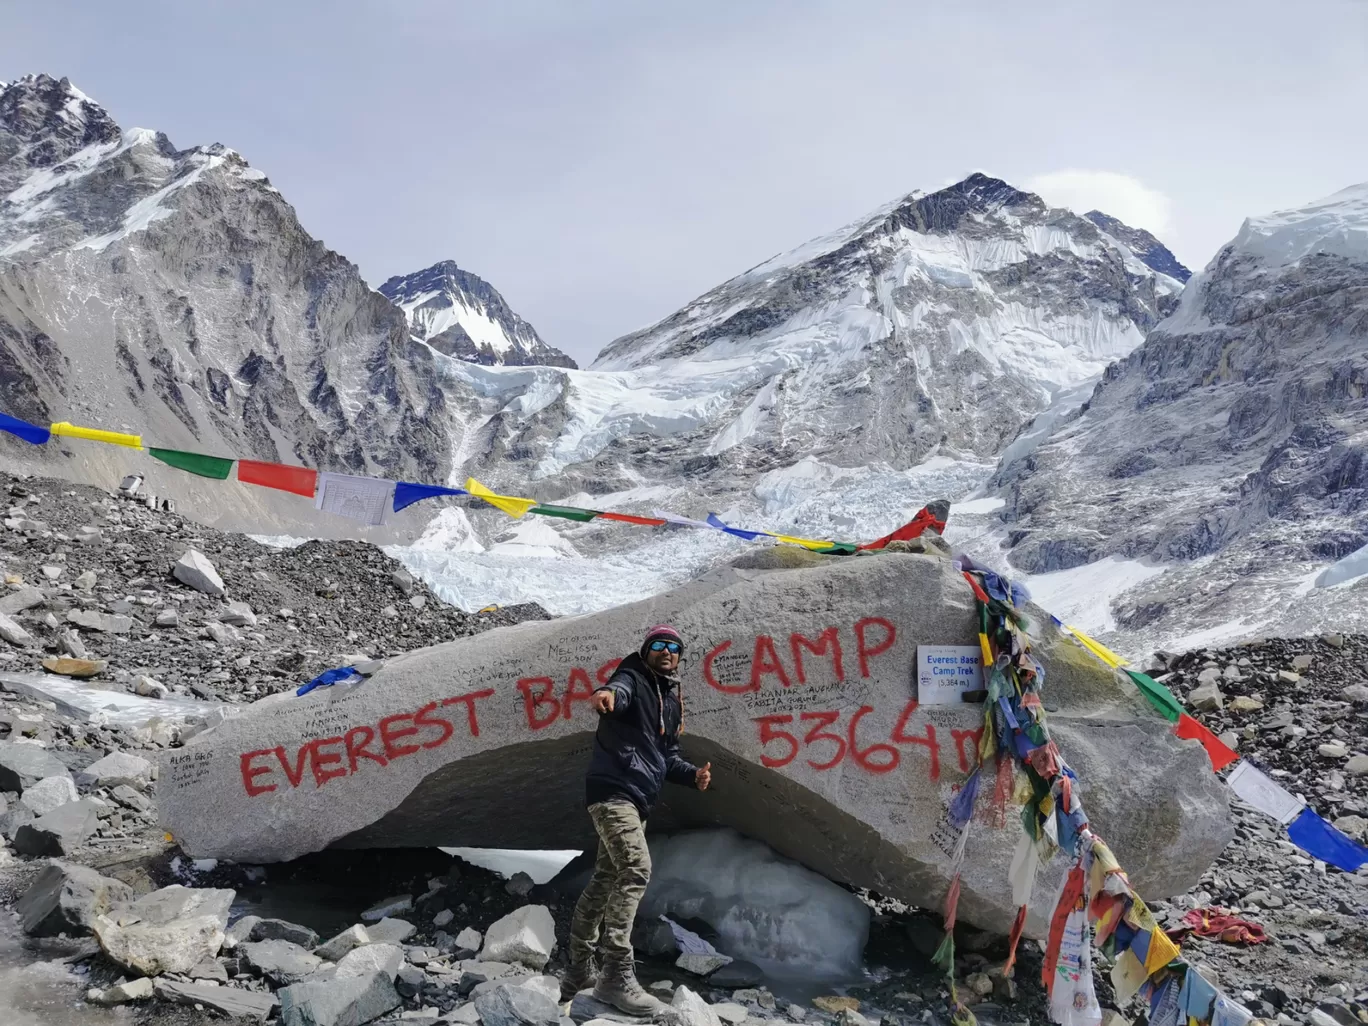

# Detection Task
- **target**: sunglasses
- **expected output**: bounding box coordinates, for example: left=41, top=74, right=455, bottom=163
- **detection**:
left=648, top=640, right=682, bottom=654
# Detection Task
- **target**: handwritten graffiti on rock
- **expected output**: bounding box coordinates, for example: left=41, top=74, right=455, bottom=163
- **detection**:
left=239, top=688, right=495, bottom=797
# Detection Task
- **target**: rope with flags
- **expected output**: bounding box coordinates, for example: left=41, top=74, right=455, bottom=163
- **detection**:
left=0, top=409, right=947, bottom=554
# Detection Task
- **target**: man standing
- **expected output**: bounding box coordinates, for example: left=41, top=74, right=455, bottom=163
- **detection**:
left=564, top=625, right=713, bottom=1012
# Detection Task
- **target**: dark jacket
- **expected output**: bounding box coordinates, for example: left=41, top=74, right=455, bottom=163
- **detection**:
left=585, top=651, right=698, bottom=817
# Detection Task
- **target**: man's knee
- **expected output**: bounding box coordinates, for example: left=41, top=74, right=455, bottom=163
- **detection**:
left=618, top=850, right=651, bottom=890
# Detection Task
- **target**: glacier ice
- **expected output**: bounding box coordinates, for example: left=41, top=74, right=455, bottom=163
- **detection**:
left=639, top=828, right=870, bottom=982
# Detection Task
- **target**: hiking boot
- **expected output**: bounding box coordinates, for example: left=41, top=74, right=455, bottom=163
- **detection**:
left=592, top=960, right=664, bottom=1015
left=560, top=955, right=598, bottom=1003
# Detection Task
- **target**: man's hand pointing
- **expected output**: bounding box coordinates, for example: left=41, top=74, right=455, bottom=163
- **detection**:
left=696, top=762, right=712, bottom=791
left=592, top=690, right=615, bottom=715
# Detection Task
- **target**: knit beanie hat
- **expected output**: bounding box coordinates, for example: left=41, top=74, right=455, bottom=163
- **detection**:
left=641, top=624, right=683, bottom=655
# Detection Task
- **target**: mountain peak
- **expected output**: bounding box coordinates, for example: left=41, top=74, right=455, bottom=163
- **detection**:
left=379, top=261, right=576, bottom=369
left=1084, top=210, right=1191, bottom=282
left=0, top=74, right=121, bottom=160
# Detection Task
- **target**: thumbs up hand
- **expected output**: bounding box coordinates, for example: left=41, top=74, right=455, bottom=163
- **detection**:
left=696, top=762, right=712, bottom=791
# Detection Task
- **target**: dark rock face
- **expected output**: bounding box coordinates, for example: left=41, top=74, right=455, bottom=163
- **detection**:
left=1085, top=210, right=1192, bottom=283
left=0, top=74, right=453, bottom=529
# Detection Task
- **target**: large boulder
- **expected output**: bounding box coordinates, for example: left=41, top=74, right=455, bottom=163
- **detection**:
left=158, top=553, right=1232, bottom=935
left=173, top=549, right=225, bottom=597
left=77, top=750, right=154, bottom=789
left=15, top=860, right=134, bottom=937
left=0, top=741, right=68, bottom=792
left=480, top=905, right=555, bottom=969
left=13, top=799, right=100, bottom=856
left=94, top=885, right=235, bottom=976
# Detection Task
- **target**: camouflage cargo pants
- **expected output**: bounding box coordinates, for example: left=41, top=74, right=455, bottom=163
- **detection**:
left=569, top=800, right=652, bottom=969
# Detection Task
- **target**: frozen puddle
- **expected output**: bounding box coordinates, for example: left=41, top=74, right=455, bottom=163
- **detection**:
left=0, top=916, right=126, bottom=1026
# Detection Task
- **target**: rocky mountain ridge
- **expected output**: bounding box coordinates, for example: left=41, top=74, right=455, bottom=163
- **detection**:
left=0, top=74, right=460, bottom=534
left=988, top=182, right=1368, bottom=652
left=380, top=260, right=575, bottom=369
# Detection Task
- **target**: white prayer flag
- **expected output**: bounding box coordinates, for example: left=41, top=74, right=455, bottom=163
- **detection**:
left=652, top=510, right=711, bottom=529
left=315, top=472, right=396, bottom=526
left=1226, top=761, right=1305, bottom=825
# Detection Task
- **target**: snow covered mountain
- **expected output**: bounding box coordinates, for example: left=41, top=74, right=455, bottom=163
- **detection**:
left=1084, top=211, right=1192, bottom=283
left=989, top=183, right=1368, bottom=651
left=379, top=261, right=575, bottom=369
left=0, top=74, right=452, bottom=532
left=435, top=174, right=1187, bottom=505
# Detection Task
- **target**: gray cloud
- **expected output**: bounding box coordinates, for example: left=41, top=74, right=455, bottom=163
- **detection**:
left=4, top=0, right=1366, bottom=364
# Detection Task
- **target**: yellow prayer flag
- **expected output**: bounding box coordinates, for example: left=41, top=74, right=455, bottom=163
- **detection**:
left=1066, top=625, right=1129, bottom=668
left=465, top=478, right=536, bottom=519
left=49, top=421, right=143, bottom=449
left=768, top=533, right=834, bottom=551
left=1142, top=926, right=1181, bottom=973
left=978, top=632, right=994, bottom=670
left=1110, top=949, right=1149, bottom=1004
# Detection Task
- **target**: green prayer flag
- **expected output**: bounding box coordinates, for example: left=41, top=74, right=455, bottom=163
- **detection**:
left=1124, top=669, right=1183, bottom=723
left=529, top=504, right=598, bottom=522
left=148, top=447, right=234, bottom=480
left=815, top=541, right=859, bottom=555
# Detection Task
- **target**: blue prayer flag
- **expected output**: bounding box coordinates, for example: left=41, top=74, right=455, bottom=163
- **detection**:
left=393, top=482, right=468, bottom=513
left=1286, top=806, right=1368, bottom=871
left=0, top=412, right=51, bottom=446
left=706, top=513, right=767, bottom=541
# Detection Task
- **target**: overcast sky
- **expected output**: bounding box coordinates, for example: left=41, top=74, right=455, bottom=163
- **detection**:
left=4, top=1, right=1367, bottom=365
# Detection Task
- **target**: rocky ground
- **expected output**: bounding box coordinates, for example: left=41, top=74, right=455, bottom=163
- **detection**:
left=1, top=470, right=1366, bottom=1026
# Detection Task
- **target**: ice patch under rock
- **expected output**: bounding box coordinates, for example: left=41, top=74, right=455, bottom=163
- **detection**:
left=1314, top=541, right=1368, bottom=589
left=638, top=829, right=869, bottom=982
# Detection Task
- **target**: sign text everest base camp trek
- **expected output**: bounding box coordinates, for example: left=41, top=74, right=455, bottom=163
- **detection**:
left=160, top=550, right=1233, bottom=936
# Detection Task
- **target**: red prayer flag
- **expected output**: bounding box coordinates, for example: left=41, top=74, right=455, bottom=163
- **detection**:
left=858, top=501, right=949, bottom=550
left=1175, top=713, right=1239, bottom=772
left=237, top=459, right=318, bottom=498
left=598, top=511, right=667, bottom=527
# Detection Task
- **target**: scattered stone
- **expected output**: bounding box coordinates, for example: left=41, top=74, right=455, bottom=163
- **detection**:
left=155, top=978, right=278, bottom=1021
left=1321, top=632, right=1345, bottom=647
left=188, top=958, right=230, bottom=982
left=455, top=926, right=482, bottom=953
left=13, top=799, right=100, bottom=855
left=706, top=961, right=763, bottom=989
left=0, top=586, right=45, bottom=615
left=812, top=997, right=860, bottom=1014
left=278, top=942, right=403, bottom=1026
left=1188, top=680, right=1225, bottom=711
left=174, top=549, right=226, bottom=596
left=0, top=741, right=67, bottom=791
left=0, top=610, right=33, bottom=646
left=1318, top=742, right=1349, bottom=759
left=1291, top=654, right=1314, bottom=671
left=239, top=938, right=325, bottom=984
left=474, top=980, right=563, bottom=1026
left=1333, top=814, right=1367, bottom=839
left=505, top=870, right=535, bottom=897
left=392, top=569, right=415, bottom=595
left=73, top=569, right=97, bottom=592
left=396, top=962, right=427, bottom=997
left=1228, top=696, right=1264, bottom=713
left=40, top=565, right=62, bottom=580
left=361, top=894, right=413, bottom=922
left=93, top=884, right=235, bottom=976
left=89, top=977, right=154, bottom=1005
left=675, top=952, right=732, bottom=977
left=367, top=916, right=417, bottom=945
left=19, top=774, right=79, bottom=815
left=77, top=750, right=154, bottom=789
left=966, top=972, right=994, bottom=997
left=41, top=655, right=105, bottom=677
left=315, top=923, right=370, bottom=961
left=663, top=985, right=722, bottom=1026
left=66, top=608, right=132, bottom=633
left=154, top=608, right=179, bottom=627
left=222, top=599, right=258, bottom=626
left=1344, top=754, right=1368, bottom=775
left=134, top=674, right=168, bottom=699
left=56, top=629, right=87, bottom=658
left=480, top=905, right=556, bottom=969
left=15, top=860, right=133, bottom=937
left=249, top=917, right=320, bottom=949
left=1277, top=670, right=1301, bottom=684
left=433, top=908, right=454, bottom=928
left=713, top=1003, right=748, bottom=1024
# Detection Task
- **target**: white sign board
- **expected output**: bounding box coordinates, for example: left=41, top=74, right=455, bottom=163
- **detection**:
left=917, top=645, right=985, bottom=705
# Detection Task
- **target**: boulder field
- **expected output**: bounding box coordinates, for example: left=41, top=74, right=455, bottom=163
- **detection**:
left=160, top=551, right=1232, bottom=935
